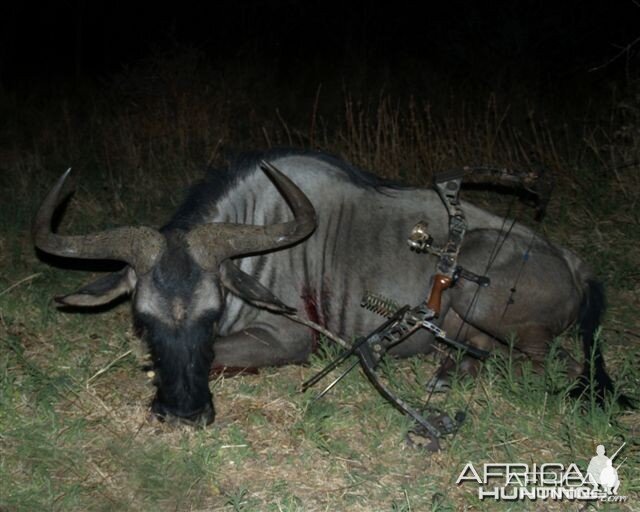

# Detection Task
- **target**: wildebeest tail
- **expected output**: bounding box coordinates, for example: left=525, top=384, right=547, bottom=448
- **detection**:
left=573, top=279, right=633, bottom=407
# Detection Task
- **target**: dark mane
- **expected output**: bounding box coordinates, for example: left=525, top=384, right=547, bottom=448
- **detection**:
left=163, top=148, right=411, bottom=231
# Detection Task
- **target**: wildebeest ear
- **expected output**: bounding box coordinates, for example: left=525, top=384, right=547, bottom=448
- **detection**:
left=220, top=260, right=296, bottom=314
left=55, top=267, right=137, bottom=307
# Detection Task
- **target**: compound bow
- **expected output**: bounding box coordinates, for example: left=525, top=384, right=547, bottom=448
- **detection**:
left=286, top=164, right=551, bottom=450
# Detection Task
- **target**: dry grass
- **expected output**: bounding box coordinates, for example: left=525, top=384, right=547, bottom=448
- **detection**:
left=1, top=53, right=639, bottom=510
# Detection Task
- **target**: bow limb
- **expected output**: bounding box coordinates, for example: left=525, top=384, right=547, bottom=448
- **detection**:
left=356, top=342, right=443, bottom=442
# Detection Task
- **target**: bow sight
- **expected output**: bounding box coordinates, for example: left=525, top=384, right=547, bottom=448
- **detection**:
left=296, top=165, right=551, bottom=451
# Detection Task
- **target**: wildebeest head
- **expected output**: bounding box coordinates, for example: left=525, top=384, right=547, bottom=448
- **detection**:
left=33, top=162, right=316, bottom=426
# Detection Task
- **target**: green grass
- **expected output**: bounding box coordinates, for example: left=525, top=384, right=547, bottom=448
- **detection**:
left=1, top=278, right=639, bottom=510
left=1, top=55, right=639, bottom=510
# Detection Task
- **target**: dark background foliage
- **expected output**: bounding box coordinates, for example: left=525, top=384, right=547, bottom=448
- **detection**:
left=2, top=1, right=638, bottom=90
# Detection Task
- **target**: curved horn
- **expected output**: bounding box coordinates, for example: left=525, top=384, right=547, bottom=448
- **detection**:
left=33, top=169, right=165, bottom=274
left=187, top=160, right=317, bottom=269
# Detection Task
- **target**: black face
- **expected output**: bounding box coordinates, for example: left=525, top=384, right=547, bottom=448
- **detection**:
left=136, top=309, right=220, bottom=425
left=132, top=236, right=224, bottom=426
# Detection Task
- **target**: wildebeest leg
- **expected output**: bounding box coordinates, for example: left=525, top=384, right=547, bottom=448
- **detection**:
left=460, top=309, right=583, bottom=380
left=556, top=348, right=582, bottom=380
left=439, top=306, right=583, bottom=385
left=499, top=323, right=583, bottom=379
left=212, top=323, right=312, bottom=370
left=507, top=324, right=553, bottom=372
left=427, top=310, right=497, bottom=391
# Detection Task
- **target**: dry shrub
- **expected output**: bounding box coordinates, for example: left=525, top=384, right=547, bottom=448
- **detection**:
left=2, top=46, right=637, bottom=221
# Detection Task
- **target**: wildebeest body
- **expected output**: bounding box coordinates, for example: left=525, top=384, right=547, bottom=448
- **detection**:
left=34, top=149, right=616, bottom=425
left=201, top=152, right=587, bottom=363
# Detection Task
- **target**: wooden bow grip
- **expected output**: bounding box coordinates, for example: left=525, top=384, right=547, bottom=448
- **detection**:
left=426, top=274, right=453, bottom=317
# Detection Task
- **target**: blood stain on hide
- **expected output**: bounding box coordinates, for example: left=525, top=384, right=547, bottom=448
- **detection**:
left=301, top=285, right=332, bottom=353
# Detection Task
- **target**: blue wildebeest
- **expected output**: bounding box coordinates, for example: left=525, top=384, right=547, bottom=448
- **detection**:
left=33, top=149, right=622, bottom=425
